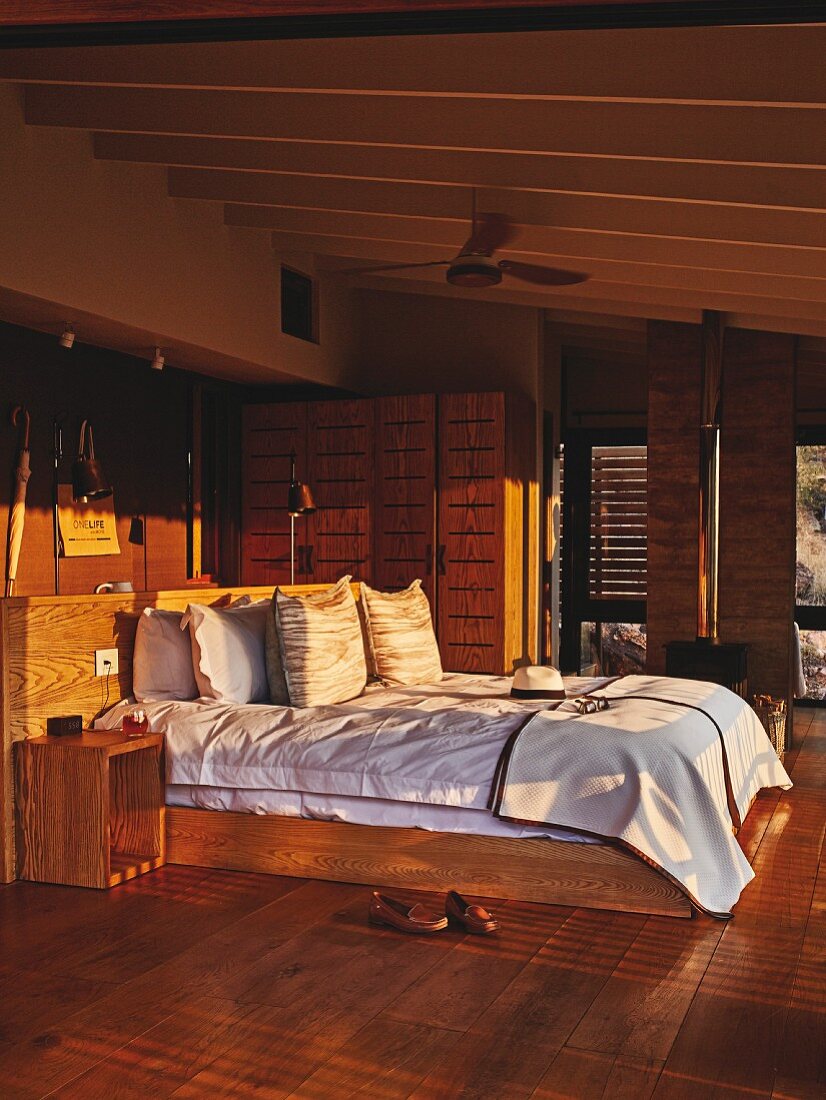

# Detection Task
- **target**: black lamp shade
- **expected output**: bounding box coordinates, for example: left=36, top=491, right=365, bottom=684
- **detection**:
left=128, top=515, right=145, bottom=545
left=287, top=481, right=316, bottom=516
left=72, top=420, right=112, bottom=502
left=72, top=457, right=112, bottom=502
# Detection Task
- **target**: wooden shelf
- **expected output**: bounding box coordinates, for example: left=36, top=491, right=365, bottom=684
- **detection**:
left=15, top=730, right=166, bottom=889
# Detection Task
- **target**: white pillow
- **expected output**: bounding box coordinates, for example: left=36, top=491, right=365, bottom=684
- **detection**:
left=133, top=608, right=198, bottom=702
left=183, top=601, right=270, bottom=703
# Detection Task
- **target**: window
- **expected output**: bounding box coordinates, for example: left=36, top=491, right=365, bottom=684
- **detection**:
left=796, top=444, right=826, bottom=607
left=560, top=432, right=647, bottom=674
left=796, top=437, right=826, bottom=702
left=281, top=266, right=317, bottom=343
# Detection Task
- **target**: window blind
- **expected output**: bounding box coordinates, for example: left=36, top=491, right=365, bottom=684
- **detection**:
left=589, top=445, right=647, bottom=600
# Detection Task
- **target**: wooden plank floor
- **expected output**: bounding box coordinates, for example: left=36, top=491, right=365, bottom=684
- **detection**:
left=0, top=709, right=822, bottom=1100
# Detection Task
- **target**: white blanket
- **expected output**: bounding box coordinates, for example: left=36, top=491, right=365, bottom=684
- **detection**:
left=98, top=674, right=606, bottom=808
left=492, top=675, right=791, bottom=916
left=97, top=672, right=790, bottom=914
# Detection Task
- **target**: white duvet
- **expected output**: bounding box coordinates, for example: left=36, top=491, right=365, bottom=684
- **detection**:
left=97, top=672, right=791, bottom=913
left=492, top=675, right=792, bottom=916
left=99, top=674, right=602, bottom=821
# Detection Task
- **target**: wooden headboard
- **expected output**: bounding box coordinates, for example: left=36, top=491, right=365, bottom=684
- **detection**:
left=0, top=583, right=355, bottom=882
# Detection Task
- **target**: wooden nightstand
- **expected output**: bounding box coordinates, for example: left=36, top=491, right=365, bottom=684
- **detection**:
left=15, top=730, right=166, bottom=889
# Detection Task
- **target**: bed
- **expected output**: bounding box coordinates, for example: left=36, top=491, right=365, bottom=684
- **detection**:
left=0, top=586, right=791, bottom=919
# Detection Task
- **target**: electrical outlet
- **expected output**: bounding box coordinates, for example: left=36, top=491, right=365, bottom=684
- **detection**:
left=94, top=648, right=119, bottom=677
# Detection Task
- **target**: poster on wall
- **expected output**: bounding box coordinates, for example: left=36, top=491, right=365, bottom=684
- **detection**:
left=57, top=484, right=121, bottom=557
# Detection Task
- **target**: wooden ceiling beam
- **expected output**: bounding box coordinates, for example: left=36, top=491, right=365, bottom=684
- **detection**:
left=169, top=168, right=826, bottom=248
left=25, top=85, right=826, bottom=165
left=345, top=264, right=826, bottom=327
left=265, top=229, right=826, bottom=302
left=225, top=204, right=826, bottom=279
left=3, top=25, right=825, bottom=104
left=95, top=133, right=826, bottom=211
left=175, top=170, right=474, bottom=218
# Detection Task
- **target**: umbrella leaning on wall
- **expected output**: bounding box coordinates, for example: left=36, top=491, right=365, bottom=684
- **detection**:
left=6, top=405, right=31, bottom=597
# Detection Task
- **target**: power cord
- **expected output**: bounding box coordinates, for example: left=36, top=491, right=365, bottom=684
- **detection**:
left=100, top=659, right=112, bottom=717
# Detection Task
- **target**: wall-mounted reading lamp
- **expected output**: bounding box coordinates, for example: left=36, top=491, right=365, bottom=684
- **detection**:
left=72, top=420, right=112, bottom=503
left=53, top=418, right=113, bottom=594
left=287, top=450, right=316, bottom=585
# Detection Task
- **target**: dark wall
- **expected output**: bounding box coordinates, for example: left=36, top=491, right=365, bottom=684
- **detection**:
left=647, top=320, right=795, bottom=703
left=646, top=320, right=703, bottom=672
left=0, top=320, right=192, bottom=595
left=719, top=328, right=795, bottom=704
left=0, top=321, right=346, bottom=596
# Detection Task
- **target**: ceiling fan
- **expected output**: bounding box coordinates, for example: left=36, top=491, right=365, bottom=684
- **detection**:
left=340, top=210, right=589, bottom=290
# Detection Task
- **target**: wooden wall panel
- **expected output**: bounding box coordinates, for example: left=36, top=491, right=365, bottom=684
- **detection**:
left=646, top=320, right=702, bottom=674
left=241, top=402, right=308, bottom=585
left=719, top=329, right=795, bottom=703
left=306, top=399, right=375, bottom=583
left=0, top=320, right=192, bottom=596
left=373, top=394, right=436, bottom=605
left=0, top=582, right=359, bottom=882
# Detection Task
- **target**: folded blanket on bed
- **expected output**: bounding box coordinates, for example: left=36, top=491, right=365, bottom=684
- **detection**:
left=490, top=675, right=792, bottom=916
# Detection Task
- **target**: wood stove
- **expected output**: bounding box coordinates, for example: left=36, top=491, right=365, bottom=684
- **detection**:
left=665, top=640, right=748, bottom=698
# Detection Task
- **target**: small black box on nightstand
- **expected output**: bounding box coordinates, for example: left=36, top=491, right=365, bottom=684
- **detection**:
left=47, top=715, right=83, bottom=737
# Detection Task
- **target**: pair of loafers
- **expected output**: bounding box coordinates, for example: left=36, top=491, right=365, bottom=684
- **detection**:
left=369, top=889, right=499, bottom=935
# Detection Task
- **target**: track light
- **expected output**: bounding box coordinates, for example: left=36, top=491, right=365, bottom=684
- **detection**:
left=151, top=346, right=165, bottom=371
left=59, top=323, right=75, bottom=349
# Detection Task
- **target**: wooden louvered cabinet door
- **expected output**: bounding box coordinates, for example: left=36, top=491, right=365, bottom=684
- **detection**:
left=437, top=392, right=506, bottom=672
left=437, top=392, right=536, bottom=674
left=373, top=394, right=437, bottom=605
left=241, top=403, right=309, bottom=585
left=306, top=399, right=375, bottom=583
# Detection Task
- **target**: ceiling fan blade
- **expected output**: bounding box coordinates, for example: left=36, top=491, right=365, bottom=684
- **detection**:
left=498, top=260, right=589, bottom=286
left=338, top=260, right=450, bottom=276
left=464, top=212, right=515, bottom=255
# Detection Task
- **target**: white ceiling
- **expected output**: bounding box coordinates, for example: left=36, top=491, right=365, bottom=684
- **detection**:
left=1, top=20, right=825, bottom=336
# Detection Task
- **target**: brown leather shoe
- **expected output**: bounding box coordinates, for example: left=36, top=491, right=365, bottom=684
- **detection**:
left=368, top=891, right=448, bottom=934
left=445, top=890, right=500, bottom=934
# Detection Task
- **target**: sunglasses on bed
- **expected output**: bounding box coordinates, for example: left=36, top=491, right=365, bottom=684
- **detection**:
left=573, top=695, right=610, bottom=715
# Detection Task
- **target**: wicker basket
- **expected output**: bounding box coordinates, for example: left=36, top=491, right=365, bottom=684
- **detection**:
left=752, top=695, right=786, bottom=762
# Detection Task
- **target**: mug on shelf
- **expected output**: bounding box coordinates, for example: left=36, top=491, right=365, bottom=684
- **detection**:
left=94, top=581, right=134, bottom=594
left=123, top=708, right=148, bottom=737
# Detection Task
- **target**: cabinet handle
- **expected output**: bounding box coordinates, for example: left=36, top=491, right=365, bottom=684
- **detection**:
left=437, top=544, right=446, bottom=575
left=305, top=545, right=314, bottom=574
left=425, top=544, right=433, bottom=575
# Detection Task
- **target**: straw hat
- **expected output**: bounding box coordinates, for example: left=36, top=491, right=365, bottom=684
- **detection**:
left=511, top=665, right=566, bottom=700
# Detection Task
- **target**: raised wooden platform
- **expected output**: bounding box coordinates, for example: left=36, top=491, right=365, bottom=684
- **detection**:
left=167, top=807, right=692, bottom=918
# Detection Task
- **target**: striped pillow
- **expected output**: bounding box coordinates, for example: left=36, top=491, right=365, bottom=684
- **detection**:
left=264, top=603, right=290, bottom=706
left=275, top=576, right=367, bottom=707
left=360, top=580, right=443, bottom=687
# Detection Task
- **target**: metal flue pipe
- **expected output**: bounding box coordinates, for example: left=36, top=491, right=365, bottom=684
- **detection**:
left=697, top=310, right=724, bottom=641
